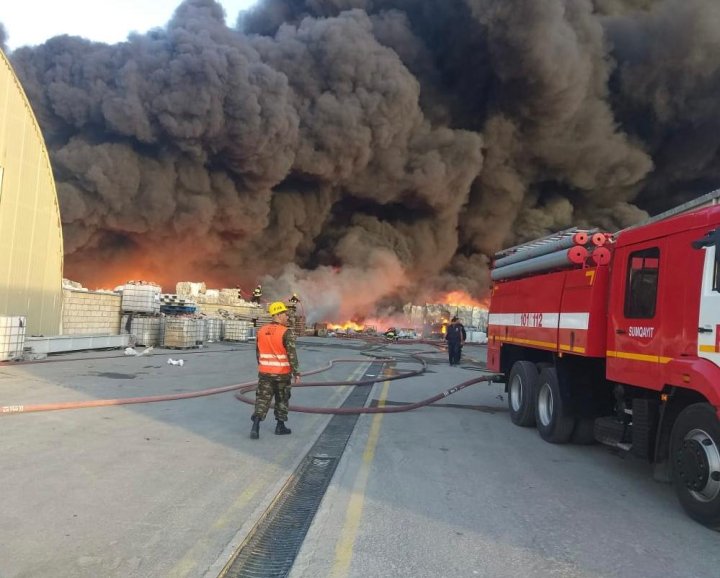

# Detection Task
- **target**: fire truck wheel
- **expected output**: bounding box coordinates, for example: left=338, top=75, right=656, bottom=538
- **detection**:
left=670, top=403, right=720, bottom=529
left=508, top=361, right=537, bottom=427
left=535, top=367, right=575, bottom=444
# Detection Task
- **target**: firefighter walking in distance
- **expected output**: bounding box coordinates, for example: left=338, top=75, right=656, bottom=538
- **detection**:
left=251, top=284, right=263, bottom=304
left=250, top=301, right=300, bottom=439
left=445, top=316, right=466, bottom=366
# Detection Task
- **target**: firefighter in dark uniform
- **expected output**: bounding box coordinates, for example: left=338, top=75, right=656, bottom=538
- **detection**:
left=445, top=316, right=466, bottom=365
left=384, top=327, right=399, bottom=342
left=250, top=301, right=300, bottom=439
left=251, top=284, right=263, bottom=304
left=288, top=292, right=300, bottom=314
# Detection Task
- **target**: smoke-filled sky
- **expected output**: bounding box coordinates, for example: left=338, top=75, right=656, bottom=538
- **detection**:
left=4, top=0, right=720, bottom=321
left=1, top=0, right=257, bottom=50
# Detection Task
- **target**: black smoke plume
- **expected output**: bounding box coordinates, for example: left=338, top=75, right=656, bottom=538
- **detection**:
left=6, top=0, right=720, bottom=320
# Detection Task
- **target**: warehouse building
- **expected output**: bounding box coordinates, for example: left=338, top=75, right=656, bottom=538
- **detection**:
left=0, top=49, right=63, bottom=336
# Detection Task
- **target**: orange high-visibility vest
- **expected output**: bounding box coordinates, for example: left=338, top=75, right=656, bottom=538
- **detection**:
left=257, top=323, right=291, bottom=375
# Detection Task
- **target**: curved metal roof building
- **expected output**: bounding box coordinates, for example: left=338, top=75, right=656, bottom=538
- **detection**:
left=0, top=49, right=63, bottom=335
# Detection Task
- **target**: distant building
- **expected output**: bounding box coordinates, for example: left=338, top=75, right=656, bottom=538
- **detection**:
left=0, top=49, right=63, bottom=335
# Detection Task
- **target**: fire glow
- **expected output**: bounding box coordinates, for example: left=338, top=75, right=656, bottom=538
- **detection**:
left=327, top=320, right=367, bottom=332
left=439, top=290, right=489, bottom=309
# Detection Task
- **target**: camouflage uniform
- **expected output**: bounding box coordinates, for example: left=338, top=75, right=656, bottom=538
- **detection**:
left=254, top=326, right=299, bottom=422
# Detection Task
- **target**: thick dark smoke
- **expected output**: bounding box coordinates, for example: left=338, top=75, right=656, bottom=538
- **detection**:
left=0, top=23, right=7, bottom=53
left=6, top=0, right=720, bottom=321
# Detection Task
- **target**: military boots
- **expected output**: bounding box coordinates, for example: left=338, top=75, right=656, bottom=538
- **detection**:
left=250, top=415, right=261, bottom=439
left=275, top=421, right=292, bottom=435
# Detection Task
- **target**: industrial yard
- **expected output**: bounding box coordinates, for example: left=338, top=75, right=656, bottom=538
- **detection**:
left=4, top=0, right=720, bottom=576
left=1, top=339, right=719, bottom=578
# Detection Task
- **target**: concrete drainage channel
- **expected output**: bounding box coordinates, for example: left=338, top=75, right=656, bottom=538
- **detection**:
left=219, top=361, right=386, bottom=578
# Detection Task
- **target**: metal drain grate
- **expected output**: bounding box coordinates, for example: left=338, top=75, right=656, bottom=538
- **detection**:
left=221, top=361, right=385, bottom=578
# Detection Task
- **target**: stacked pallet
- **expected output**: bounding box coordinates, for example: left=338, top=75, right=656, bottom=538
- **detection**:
left=210, top=304, right=269, bottom=326
left=289, top=312, right=306, bottom=336
left=255, top=312, right=273, bottom=326
left=0, top=316, right=26, bottom=361
left=163, top=318, right=205, bottom=348
left=160, top=294, right=197, bottom=314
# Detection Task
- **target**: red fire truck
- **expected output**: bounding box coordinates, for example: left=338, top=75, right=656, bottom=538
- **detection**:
left=487, top=190, right=720, bottom=528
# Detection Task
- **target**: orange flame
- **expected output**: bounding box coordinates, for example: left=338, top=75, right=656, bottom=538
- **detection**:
left=439, top=290, right=489, bottom=308
left=327, top=320, right=366, bottom=332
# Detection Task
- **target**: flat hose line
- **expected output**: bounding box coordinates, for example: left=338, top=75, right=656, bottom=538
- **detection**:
left=0, top=352, right=501, bottom=416
left=0, top=337, right=460, bottom=368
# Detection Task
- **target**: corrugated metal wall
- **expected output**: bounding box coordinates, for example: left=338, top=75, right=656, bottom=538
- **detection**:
left=0, top=49, right=63, bottom=336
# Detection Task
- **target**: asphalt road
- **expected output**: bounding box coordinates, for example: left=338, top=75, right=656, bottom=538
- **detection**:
left=1, top=338, right=719, bottom=578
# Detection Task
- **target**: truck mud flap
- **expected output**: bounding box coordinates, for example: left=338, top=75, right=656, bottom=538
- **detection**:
left=631, top=399, right=659, bottom=460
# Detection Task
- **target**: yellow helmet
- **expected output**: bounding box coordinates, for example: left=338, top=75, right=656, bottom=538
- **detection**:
left=268, top=301, right=288, bottom=316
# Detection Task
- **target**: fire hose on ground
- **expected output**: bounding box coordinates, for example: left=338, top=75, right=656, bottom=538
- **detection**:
left=0, top=352, right=502, bottom=417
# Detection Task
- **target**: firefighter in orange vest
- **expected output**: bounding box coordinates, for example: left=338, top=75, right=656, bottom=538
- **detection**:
left=250, top=301, right=300, bottom=439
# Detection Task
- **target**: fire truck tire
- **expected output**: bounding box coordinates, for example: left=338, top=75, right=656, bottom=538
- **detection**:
left=507, top=361, right=538, bottom=427
left=670, top=403, right=720, bottom=529
left=535, top=367, right=575, bottom=444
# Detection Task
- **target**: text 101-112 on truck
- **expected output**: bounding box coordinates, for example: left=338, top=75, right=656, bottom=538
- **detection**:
left=487, top=189, right=720, bottom=529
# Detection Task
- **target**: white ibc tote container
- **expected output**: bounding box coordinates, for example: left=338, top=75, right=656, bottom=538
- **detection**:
left=0, top=316, right=27, bottom=361
left=224, top=320, right=251, bottom=342
left=205, top=318, right=223, bottom=342
left=121, top=284, right=161, bottom=314
left=163, top=318, right=204, bottom=348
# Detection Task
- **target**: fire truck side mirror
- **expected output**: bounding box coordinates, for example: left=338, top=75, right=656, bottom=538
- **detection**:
left=691, top=229, right=720, bottom=268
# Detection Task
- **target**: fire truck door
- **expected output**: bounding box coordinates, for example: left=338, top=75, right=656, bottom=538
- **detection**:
left=698, top=245, right=720, bottom=365
left=607, top=242, right=664, bottom=390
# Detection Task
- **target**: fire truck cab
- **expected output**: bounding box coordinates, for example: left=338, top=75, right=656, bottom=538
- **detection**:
left=488, top=190, right=720, bottom=528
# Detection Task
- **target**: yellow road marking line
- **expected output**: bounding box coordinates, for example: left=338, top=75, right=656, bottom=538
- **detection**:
left=331, top=380, right=391, bottom=578
left=169, top=362, right=367, bottom=578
